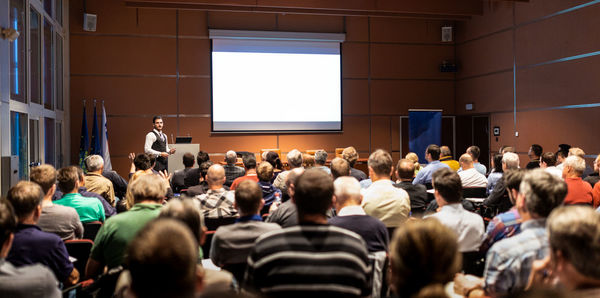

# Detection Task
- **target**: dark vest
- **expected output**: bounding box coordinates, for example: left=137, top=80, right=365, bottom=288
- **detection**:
left=151, top=131, right=168, bottom=171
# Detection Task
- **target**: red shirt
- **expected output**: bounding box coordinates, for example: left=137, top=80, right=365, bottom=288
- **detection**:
left=230, top=174, right=259, bottom=190
left=592, top=182, right=600, bottom=209
left=564, top=177, right=593, bottom=205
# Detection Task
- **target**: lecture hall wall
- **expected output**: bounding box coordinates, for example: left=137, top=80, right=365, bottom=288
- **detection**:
left=455, top=0, right=600, bottom=167
left=69, top=1, right=457, bottom=175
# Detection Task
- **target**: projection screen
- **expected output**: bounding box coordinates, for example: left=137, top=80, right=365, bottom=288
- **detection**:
left=210, top=30, right=345, bottom=133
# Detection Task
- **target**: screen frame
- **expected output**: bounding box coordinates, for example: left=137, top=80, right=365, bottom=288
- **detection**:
left=209, top=30, right=344, bottom=134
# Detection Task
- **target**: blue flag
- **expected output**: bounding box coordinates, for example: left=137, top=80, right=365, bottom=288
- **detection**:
left=78, top=102, right=89, bottom=170
left=90, top=103, right=101, bottom=156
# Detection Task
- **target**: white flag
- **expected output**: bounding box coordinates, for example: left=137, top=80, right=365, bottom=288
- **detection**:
left=101, top=102, right=112, bottom=171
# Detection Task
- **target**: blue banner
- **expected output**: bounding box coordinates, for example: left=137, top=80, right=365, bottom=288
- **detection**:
left=409, top=110, right=442, bottom=164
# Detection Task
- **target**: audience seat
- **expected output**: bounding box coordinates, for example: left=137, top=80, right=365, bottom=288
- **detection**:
left=202, top=230, right=216, bottom=259
left=305, top=149, right=324, bottom=156
left=462, top=251, right=486, bottom=277
left=80, top=266, right=124, bottom=298
left=64, top=239, right=94, bottom=276
left=83, top=221, right=103, bottom=241
left=335, top=148, right=344, bottom=158
left=463, top=187, right=487, bottom=198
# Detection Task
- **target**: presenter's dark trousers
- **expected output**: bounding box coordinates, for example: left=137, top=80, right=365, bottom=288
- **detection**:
left=155, top=156, right=168, bottom=172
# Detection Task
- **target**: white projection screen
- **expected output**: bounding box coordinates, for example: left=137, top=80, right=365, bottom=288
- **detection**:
left=210, top=30, right=345, bottom=133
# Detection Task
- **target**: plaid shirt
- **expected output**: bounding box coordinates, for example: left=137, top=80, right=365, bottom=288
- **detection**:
left=224, top=164, right=246, bottom=187
left=480, top=207, right=522, bottom=253
left=484, top=218, right=548, bottom=296
left=196, top=188, right=238, bottom=219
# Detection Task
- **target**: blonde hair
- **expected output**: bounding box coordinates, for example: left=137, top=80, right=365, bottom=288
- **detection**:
left=405, top=152, right=421, bottom=172
left=125, top=171, right=165, bottom=209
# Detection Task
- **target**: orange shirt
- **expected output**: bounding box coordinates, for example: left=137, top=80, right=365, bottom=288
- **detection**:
left=230, top=174, right=259, bottom=190
left=592, top=181, right=600, bottom=209
left=564, top=177, right=593, bottom=205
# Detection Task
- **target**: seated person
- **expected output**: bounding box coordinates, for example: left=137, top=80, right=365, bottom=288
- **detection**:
left=342, top=146, right=367, bottom=181
left=85, top=174, right=165, bottom=278
left=196, top=164, right=238, bottom=219
left=484, top=152, right=519, bottom=213
left=562, top=155, right=593, bottom=205
left=5, top=182, right=79, bottom=286
left=273, top=149, right=303, bottom=192
left=330, top=157, right=350, bottom=179
left=394, top=159, right=429, bottom=216
left=314, top=150, right=331, bottom=174
left=231, top=154, right=259, bottom=190
left=171, top=152, right=196, bottom=193
left=329, top=177, right=388, bottom=253
left=458, top=153, right=487, bottom=188
left=30, top=164, right=83, bottom=240
left=413, top=144, right=450, bottom=186
left=0, top=200, right=61, bottom=298
left=53, top=168, right=116, bottom=218
left=245, top=169, right=372, bottom=297
left=84, top=155, right=116, bottom=206
left=389, top=218, right=461, bottom=298
left=210, top=181, right=280, bottom=278
left=223, top=150, right=245, bottom=187
left=425, top=168, right=484, bottom=252
left=186, top=161, right=215, bottom=197
left=122, top=219, right=203, bottom=298
left=54, top=166, right=105, bottom=223
left=256, top=162, right=282, bottom=215
left=266, top=168, right=305, bottom=228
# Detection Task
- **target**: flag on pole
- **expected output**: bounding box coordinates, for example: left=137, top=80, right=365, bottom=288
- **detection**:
left=78, top=101, right=90, bottom=171
left=90, top=101, right=101, bottom=156
left=101, top=101, right=112, bottom=171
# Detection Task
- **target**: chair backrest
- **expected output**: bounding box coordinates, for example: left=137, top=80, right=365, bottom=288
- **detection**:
left=305, top=149, right=324, bottom=156
left=462, top=251, right=486, bottom=276
left=65, top=239, right=94, bottom=275
left=222, top=263, right=247, bottom=284
left=201, top=230, right=216, bottom=260
left=83, top=221, right=103, bottom=241
left=368, top=251, right=388, bottom=298
left=463, top=187, right=487, bottom=198
left=335, top=148, right=345, bottom=158
left=204, top=217, right=237, bottom=231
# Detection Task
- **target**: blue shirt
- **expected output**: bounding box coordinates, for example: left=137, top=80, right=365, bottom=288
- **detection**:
left=6, top=224, right=73, bottom=282
left=412, top=160, right=450, bottom=185
left=487, top=172, right=503, bottom=195
left=484, top=218, right=548, bottom=295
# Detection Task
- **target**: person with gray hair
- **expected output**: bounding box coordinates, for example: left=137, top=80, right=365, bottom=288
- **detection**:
left=84, top=154, right=116, bottom=206
left=584, top=153, right=600, bottom=188
left=455, top=169, right=567, bottom=297
left=527, top=206, right=600, bottom=296
left=223, top=150, right=245, bottom=187
left=329, top=177, right=388, bottom=253
left=272, top=149, right=304, bottom=191
left=85, top=174, right=166, bottom=279
left=562, top=155, right=593, bottom=205
left=362, top=149, right=411, bottom=228
left=314, top=150, right=331, bottom=175
left=484, top=152, right=521, bottom=213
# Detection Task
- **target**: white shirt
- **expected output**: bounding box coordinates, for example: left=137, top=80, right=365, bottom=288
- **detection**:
left=545, top=166, right=563, bottom=179
left=144, top=129, right=170, bottom=157
left=361, top=179, right=410, bottom=227
left=458, top=168, right=488, bottom=188
left=337, top=205, right=367, bottom=217
left=425, top=203, right=484, bottom=252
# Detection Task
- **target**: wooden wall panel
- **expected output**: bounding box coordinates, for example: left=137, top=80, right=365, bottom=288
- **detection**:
left=276, top=14, right=344, bottom=32
left=341, top=43, right=369, bottom=78
left=70, top=36, right=176, bottom=75
left=369, top=18, right=451, bottom=44
left=370, top=80, right=455, bottom=115
left=371, top=44, right=454, bottom=79
left=70, top=76, right=177, bottom=115
left=342, top=79, right=369, bottom=115
left=515, top=5, right=600, bottom=67
left=178, top=78, right=211, bottom=115
left=207, top=11, right=277, bottom=30
left=514, top=0, right=590, bottom=25
left=370, top=116, right=392, bottom=152
left=489, top=112, right=515, bottom=152
left=179, top=10, right=208, bottom=36
left=391, top=117, right=400, bottom=152
left=456, top=72, right=513, bottom=114
left=70, top=1, right=176, bottom=35
left=345, top=17, right=369, bottom=42
left=456, top=30, right=513, bottom=79
left=516, top=56, right=600, bottom=110
left=455, top=1, right=513, bottom=43
left=178, top=39, right=211, bottom=76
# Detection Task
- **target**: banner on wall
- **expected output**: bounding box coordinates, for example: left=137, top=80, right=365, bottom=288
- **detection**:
left=408, top=109, right=442, bottom=164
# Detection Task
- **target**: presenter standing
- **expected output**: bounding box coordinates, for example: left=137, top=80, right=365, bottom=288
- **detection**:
left=144, top=116, right=176, bottom=172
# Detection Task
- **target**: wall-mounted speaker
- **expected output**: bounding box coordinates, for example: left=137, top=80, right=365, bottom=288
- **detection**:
left=83, top=13, right=97, bottom=32
left=441, top=26, right=453, bottom=42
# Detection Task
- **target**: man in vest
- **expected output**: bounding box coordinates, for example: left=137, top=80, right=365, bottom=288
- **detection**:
left=144, top=116, right=176, bottom=172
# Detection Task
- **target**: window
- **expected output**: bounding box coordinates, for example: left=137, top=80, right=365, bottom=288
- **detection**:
left=56, top=32, right=63, bottom=110
left=43, top=0, right=53, bottom=17
left=11, top=112, right=29, bottom=180
left=56, top=122, right=63, bottom=167
left=44, top=118, right=56, bottom=167
left=30, top=119, right=40, bottom=167
left=43, top=18, right=54, bottom=110
left=31, top=9, right=42, bottom=104
left=56, top=0, right=63, bottom=25
left=9, top=0, right=26, bottom=102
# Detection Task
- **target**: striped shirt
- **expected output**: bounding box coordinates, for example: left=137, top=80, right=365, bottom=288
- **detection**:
left=484, top=218, right=548, bottom=296
left=245, top=224, right=372, bottom=297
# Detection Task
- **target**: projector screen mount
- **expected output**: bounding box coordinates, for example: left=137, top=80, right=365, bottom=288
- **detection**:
left=210, top=30, right=345, bottom=133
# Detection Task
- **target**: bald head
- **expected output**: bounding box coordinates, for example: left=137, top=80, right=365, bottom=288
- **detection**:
left=207, top=164, right=225, bottom=186
left=333, top=177, right=362, bottom=208
left=459, top=153, right=474, bottom=169
left=396, top=159, right=415, bottom=181
left=440, top=146, right=452, bottom=158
